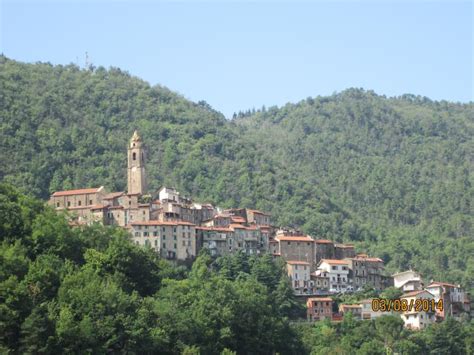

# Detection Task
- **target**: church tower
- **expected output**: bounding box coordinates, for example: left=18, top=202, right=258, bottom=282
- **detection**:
left=127, top=130, right=147, bottom=195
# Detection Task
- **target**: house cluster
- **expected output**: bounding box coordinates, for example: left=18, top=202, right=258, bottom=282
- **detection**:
left=49, top=131, right=273, bottom=261
left=278, top=230, right=393, bottom=295
left=49, top=132, right=471, bottom=327
left=307, top=269, right=471, bottom=330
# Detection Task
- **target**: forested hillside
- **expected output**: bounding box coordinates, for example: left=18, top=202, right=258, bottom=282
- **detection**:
left=0, top=56, right=473, bottom=288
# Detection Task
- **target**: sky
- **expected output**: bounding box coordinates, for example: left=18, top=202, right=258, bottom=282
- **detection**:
left=1, top=0, right=472, bottom=118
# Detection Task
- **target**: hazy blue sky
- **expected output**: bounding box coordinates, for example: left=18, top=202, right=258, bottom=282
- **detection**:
left=1, top=0, right=472, bottom=117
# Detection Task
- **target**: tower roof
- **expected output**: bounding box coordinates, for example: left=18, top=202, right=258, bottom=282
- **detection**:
left=131, top=130, right=141, bottom=142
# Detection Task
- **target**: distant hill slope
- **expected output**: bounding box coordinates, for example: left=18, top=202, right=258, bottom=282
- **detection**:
left=1, top=56, right=472, bottom=287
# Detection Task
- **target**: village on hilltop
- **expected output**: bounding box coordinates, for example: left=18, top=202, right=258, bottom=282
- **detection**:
left=49, top=131, right=472, bottom=329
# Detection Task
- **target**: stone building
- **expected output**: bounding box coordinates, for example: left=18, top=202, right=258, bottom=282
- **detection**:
left=275, top=235, right=315, bottom=267
left=345, top=254, right=388, bottom=291
left=307, top=297, right=333, bottom=321
left=130, top=220, right=197, bottom=261
left=392, top=270, right=423, bottom=292
left=317, top=259, right=350, bottom=292
left=286, top=261, right=312, bottom=295
left=425, top=281, right=471, bottom=320
left=400, top=290, right=436, bottom=330
left=334, top=243, right=355, bottom=259
left=314, top=239, right=335, bottom=265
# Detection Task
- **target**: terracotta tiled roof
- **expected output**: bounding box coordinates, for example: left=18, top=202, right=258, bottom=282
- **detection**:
left=130, top=220, right=195, bottom=226
left=427, top=281, right=457, bottom=288
left=275, top=236, right=314, bottom=242
left=353, top=255, right=383, bottom=262
left=320, top=259, right=349, bottom=265
left=108, top=205, right=124, bottom=210
left=315, top=239, right=333, bottom=244
left=52, top=187, right=102, bottom=197
left=307, top=297, right=333, bottom=302
left=402, top=290, right=430, bottom=298
left=231, top=216, right=246, bottom=223
left=336, top=244, right=354, bottom=248
left=286, top=260, right=310, bottom=265
left=247, top=209, right=271, bottom=216
left=103, top=191, right=124, bottom=200
left=90, top=204, right=107, bottom=210
left=195, top=226, right=232, bottom=233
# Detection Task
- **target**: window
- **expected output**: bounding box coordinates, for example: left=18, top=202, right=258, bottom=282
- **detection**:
left=133, top=152, right=136, bottom=160
left=182, top=232, right=185, bottom=237
left=295, top=265, right=298, bottom=270
left=143, top=211, right=145, bottom=215
left=163, top=235, right=166, bottom=240
left=143, top=232, right=149, bottom=237
left=67, top=201, right=71, bottom=207
left=89, top=200, right=92, bottom=205
left=155, top=240, right=158, bottom=247
left=173, top=227, right=177, bottom=233
left=304, top=266, right=307, bottom=270
left=174, top=243, right=177, bottom=249
left=173, top=235, right=177, bottom=240
left=287, top=242, right=290, bottom=245
left=129, top=201, right=131, bottom=205
left=163, top=243, right=166, bottom=249
left=162, top=227, right=165, bottom=232
left=332, top=266, right=337, bottom=270
left=343, top=266, right=347, bottom=270
left=135, top=232, right=140, bottom=237
left=153, top=231, right=158, bottom=237
left=182, top=241, right=185, bottom=246
left=56, top=202, right=60, bottom=207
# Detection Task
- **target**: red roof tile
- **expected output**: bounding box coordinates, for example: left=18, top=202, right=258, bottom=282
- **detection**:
left=320, top=259, right=349, bottom=265
left=276, top=236, right=314, bottom=242
left=307, top=297, right=333, bottom=302
left=286, top=260, right=310, bottom=265
left=52, top=187, right=102, bottom=197
left=427, top=281, right=457, bottom=288
left=103, top=191, right=124, bottom=200
left=315, top=239, right=333, bottom=244
left=130, top=220, right=195, bottom=226
left=402, top=290, right=430, bottom=298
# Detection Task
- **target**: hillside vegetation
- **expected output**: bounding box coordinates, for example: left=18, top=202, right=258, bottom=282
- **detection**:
left=0, top=55, right=473, bottom=288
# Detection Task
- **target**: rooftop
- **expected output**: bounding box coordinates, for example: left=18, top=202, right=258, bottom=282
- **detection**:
left=307, top=297, right=333, bottom=302
left=320, top=259, right=349, bottom=265
left=52, top=187, right=103, bottom=197
left=275, top=235, right=314, bottom=242
left=286, top=260, right=310, bottom=265
left=130, top=220, right=195, bottom=226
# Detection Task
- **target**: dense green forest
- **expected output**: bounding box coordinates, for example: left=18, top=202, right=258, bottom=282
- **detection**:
left=1, top=185, right=473, bottom=354
left=0, top=55, right=473, bottom=289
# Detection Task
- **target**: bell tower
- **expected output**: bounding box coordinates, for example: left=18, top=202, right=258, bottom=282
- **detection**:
left=127, top=130, right=147, bottom=195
